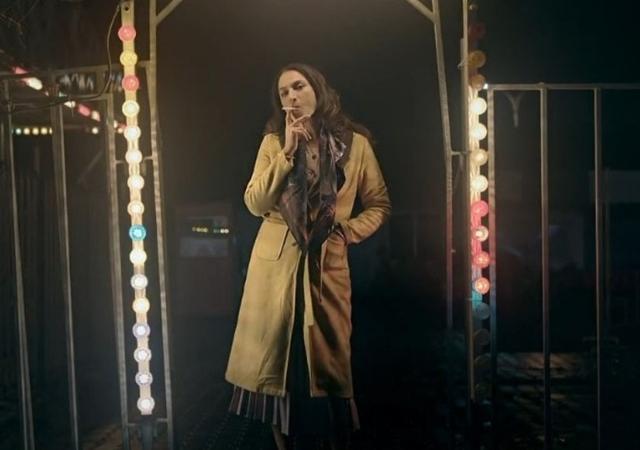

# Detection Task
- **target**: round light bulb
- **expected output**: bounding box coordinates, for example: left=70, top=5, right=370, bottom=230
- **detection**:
left=468, top=50, right=487, bottom=69
left=471, top=174, right=489, bottom=193
left=470, top=123, right=487, bottom=140
left=127, top=200, right=144, bottom=216
left=127, top=175, right=145, bottom=190
left=133, top=348, right=151, bottom=362
left=130, top=248, right=147, bottom=265
left=91, top=126, right=99, bottom=135
left=131, top=274, right=148, bottom=290
left=40, top=127, right=48, bottom=135
left=133, top=297, right=150, bottom=314
left=470, top=97, right=487, bottom=115
left=119, top=51, right=138, bottom=66
left=15, top=128, right=22, bottom=135
left=118, top=25, right=137, bottom=42
left=137, top=397, right=155, bottom=414
left=129, top=224, right=147, bottom=241
left=471, top=200, right=489, bottom=217
left=122, top=75, right=140, bottom=91
left=132, top=322, right=151, bottom=338
left=126, top=150, right=143, bottom=164
left=471, top=149, right=489, bottom=166
left=473, top=277, right=491, bottom=294
left=122, top=100, right=140, bottom=118
left=32, top=127, right=39, bottom=135
left=124, top=126, right=141, bottom=141
left=135, top=372, right=153, bottom=386
left=473, top=251, right=491, bottom=269
left=472, top=225, right=489, bottom=242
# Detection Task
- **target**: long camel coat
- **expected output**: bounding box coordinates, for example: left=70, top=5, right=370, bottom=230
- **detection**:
left=225, top=131, right=391, bottom=398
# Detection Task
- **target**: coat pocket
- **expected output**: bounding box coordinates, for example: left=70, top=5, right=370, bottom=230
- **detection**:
left=254, top=221, right=289, bottom=261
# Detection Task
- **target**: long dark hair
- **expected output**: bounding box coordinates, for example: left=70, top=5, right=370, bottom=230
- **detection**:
left=264, top=63, right=374, bottom=145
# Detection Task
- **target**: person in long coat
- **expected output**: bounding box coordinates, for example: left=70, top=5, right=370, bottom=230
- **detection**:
left=225, top=62, right=391, bottom=449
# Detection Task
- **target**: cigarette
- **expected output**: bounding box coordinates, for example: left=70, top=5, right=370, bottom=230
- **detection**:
left=281, top=106, right=298, bottom=111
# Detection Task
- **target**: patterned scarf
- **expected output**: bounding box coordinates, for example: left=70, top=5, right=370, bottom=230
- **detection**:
left=277, top=126, right=352, bottom=253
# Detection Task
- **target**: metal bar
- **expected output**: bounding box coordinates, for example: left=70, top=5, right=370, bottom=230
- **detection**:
left=404, top=0, right=435, bottom=21
left=49, top=83, right=80, bottom=450
left=148, top=0, right=175, bottom=446
left=593, top=88, right=603, bottom=450
left=157, top=0, right=184, bottom=25
left=487, top=83, right=640, bottom=91
left=104, top=93, right=131, bottom=450
left=487, top=87, right=498, bottom=450
left=432, top=0, right=455, bottom=330
left=540, top=87, right=552, bottom=450
left=3, top=80, right=35, bottom=450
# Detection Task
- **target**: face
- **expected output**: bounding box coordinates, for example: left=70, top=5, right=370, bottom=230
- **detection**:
left=277, top=70, right=317, bottom=117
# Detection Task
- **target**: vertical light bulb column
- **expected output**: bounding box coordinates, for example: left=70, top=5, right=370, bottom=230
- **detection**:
left=119, top=1, right=155, bottom=416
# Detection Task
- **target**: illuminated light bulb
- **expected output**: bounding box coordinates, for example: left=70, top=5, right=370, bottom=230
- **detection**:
left=132, top=297, right=150, bottom=314
left=468, top=50, right=487, bottom=69
left=26, top=78, right=43, bottom=90
left=40, top=127, right=48, bottom=135
left=129, top=225, right=147, bottom=241
left=120, top=51, right=138, bottom=66
left=127, top=200, right=144, bottom=216
left=471, top=149, right=489, bottom=166
left=132, top=322, right=151, bottom=338
left=91, top=111, right=101, bottom=121
left=124, top=125, right=141, bottom=141
left=122, top=75, right=140, bottom=91
left=48, top=127, right=53, bottom=134
left=64, top=100, right=76, bottom=108
left=126, top=150, right=143, bottom=164
left=470, top=73, right=486, bottom=90
left=117, top=127, right=125, bottom=134
left=32, top=127, right=39, bottom=135
left=470, top=123, right=488, bottom=140
left=91, top=126, right=100, bottom=135
left=77, top=104, right=91, bottom=117
left=470, top=97, right=487, bottom=115
left=471, top=174, right=489, bottom=193
left=135, top=372, right=153, bottom=386
left=133, top=347, right=151, bottom=362
left=15, top=128, right=22, bottom=135
left=130, top=274, right=148, bottom=290
left=473, top=251, right=491, bottom=269
left=118, top=25, right=137, bottom=41
left=127, top=175, right=145, bottom=190
left=471, top=200, right=489, bottom=217
left=130, top=248, right=147, bottom=265
left=473, top=277, right=491, bottom=294
left=472, top=225, right=489, bottom=242
left=122, top=100, right=140, bottom=118
left=23, top=128, right=31, bottom=135
left=137, top=397, right=155, bottom=414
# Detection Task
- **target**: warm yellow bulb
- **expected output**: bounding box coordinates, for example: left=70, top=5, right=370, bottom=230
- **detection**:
left=127, top=200, right=144, bottom=215
left=471, top=149, right=489, bottom=166
left=133, top=297, right=150, bottom=314
left=126, top=150, right=143, bottom=164
left=122, top=100, right=140, bottom=118
left=470, top=123, right=487, bottom=140
left=120, top=51, right=138, bottom=66
left=130, top=248, right=147, bottom=265
left=128, top=175, right=145, bottom=190
left=471, top=175, right=489, bottom=193
left=470, top=97, right=487, bottom=115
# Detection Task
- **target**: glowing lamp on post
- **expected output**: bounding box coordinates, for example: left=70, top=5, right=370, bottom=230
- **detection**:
left=473, top=277, right=491, bottom=294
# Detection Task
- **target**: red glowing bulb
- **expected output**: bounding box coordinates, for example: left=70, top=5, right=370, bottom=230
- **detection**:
left=473, top=251, right=490, bottom=269
left=118, top=25, right=137, bottom=42
left=122, top=75, right=140, bottom=91
left=473, top=277, right=491, bottom=294
left=471, top=200, right=489, bottom=217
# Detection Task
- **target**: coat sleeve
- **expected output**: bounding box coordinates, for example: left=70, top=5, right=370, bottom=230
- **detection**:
left=339, top=137, right=392, bottom=244
left=244, top=134, right=294, bottom=217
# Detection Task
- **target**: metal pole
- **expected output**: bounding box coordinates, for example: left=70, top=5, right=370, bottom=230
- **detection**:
left=3, top=80, right=35, bottom=450
left=49, top=83, right=80, bottom=450
left=104, top=93, right=131, bottom=450
left=149, top=0, right=175, bottom=447
left=539, top=87, right=552, bottom=450
left=487, top=87, right=497, bottom=450
left=593, top=88, right=603, bottom=450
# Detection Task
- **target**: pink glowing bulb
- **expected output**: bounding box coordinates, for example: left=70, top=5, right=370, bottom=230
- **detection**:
left=473, top=277, right=491, bottom=294
left=122, top=75, right=140, bottom=91
left=471, top=200, right=489, bottom=217
left=473, top=251, right=490, bottom=269
left=118, top=25, right=137, bottom=42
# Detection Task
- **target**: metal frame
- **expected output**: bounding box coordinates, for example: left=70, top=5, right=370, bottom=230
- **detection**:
left=486, top=82, right=640, bottom=450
